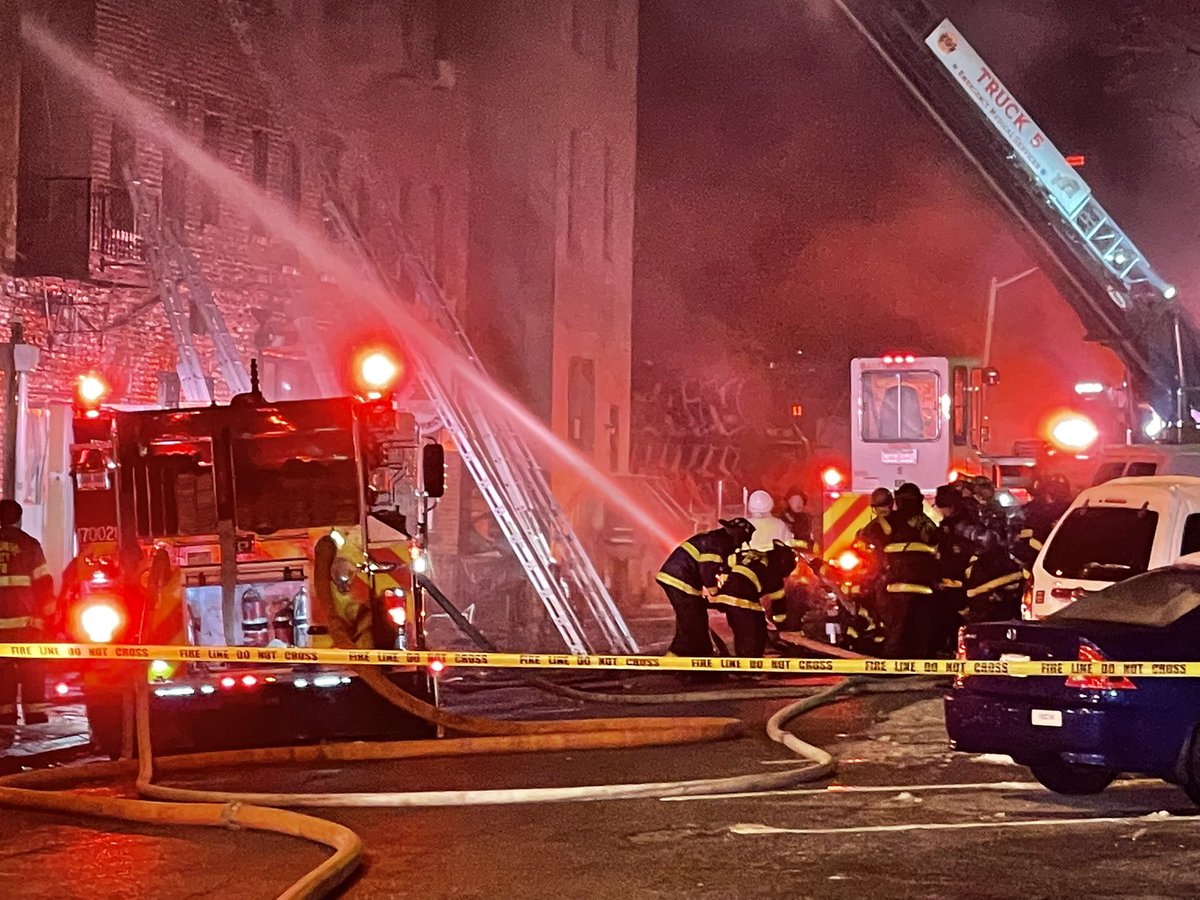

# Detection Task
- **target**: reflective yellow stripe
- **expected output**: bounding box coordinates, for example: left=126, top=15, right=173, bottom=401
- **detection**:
left=31, top=564, right=51, bottom=581
left=966, top=570, right=1026, bottom=598
left=710, top=593, right=764, bottom=612
left=0, top=575, right=32, bottom=587
left=761, top=588, right=786, bottom=602
left=940, top=579, right=963, bottom=588
left=1016, top=529, right=1034, bottom=541
left=1028, top=538, right=1043, bottom=551
left=883, top=542, right=938, bottom=555
left=771, top=612, right=786, bottom=623
left=0, top=616, right=32, bottom=629
left=886, top=583, right=933, bottom=595
left=681, top=542, right=722, bottom=564
left=656, top=572, right=701, bottom=596
left=730, top=565, right=762, bottom=592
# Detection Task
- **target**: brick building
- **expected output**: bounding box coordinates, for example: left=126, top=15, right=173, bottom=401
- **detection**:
left=0, top=0, right=640, bottom=625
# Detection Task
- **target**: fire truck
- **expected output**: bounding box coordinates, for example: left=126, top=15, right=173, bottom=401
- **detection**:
left=61, top=350, right=444, bottom=756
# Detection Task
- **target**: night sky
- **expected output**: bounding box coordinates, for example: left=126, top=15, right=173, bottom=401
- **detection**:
left=634, top=0, right=1199, bottom=451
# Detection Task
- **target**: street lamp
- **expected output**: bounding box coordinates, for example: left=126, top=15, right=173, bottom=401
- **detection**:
left=983, top=267, right=1039, bottom=368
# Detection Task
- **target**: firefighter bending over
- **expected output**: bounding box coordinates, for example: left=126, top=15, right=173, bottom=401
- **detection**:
left=711, top=541, right=796, bottom=657
left=658, top=518, right=755, bottom=656
left=0, top=500, right=54, bottom=725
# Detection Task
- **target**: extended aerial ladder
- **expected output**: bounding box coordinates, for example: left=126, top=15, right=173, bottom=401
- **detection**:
left=833, top=0, right=1200, bottom=439
left=217, top=0, right=638, bottom=654
left=124, top=173, right=251, bottom=403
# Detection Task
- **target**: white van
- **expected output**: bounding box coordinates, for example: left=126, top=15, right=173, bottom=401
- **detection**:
left=1026, top=476, right=1200, bottom=619
left=1090, top=445, right=1200, bottom=486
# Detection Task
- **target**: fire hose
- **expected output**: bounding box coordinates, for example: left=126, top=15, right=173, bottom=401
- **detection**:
left=0, top=579, right=944, bottom=898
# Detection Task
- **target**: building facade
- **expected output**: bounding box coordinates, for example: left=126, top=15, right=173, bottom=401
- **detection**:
left=0, top=0, right=639, bottom=626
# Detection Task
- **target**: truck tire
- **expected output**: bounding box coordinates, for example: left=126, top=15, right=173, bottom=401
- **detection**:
left=1029, top=758, right=1116, bottom=795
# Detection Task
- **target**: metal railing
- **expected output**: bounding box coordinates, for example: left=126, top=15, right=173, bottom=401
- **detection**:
left=90, top=181, right=145, bottom=263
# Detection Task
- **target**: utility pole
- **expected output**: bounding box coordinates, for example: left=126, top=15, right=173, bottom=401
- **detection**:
left=983, top=267, right=1038, bottom=369
left=0, top=320, right=40, bottom=500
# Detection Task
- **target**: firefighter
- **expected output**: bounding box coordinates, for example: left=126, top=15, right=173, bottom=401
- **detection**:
left=879, top=483, right=939, bottom=658
left=779, top=488, right=814, bottom=552
left=934, top=483, right=977, bottom=656
left=0, top=500, right=54, bottom=725
left=711, top=541, right=796, bottom=657
left=746, top=490, right=792, bottom=550
left=658, top=517, right=755, bottom=656
left=1012, top=473, right=1071, bottom=568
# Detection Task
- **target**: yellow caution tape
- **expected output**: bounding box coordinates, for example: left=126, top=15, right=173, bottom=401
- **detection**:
left=1, top=642, right=1200, bottom=677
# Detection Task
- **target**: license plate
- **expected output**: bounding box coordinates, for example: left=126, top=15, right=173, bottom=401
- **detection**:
left=1001, top=652, right=1030, bottom=678
left=881, top=449, right=918, bottom=464
left=1031, top=709, right=1063, bottom=728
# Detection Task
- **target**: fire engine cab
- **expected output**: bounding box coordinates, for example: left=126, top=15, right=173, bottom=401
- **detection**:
left=62, top=352, right=444, bottom=756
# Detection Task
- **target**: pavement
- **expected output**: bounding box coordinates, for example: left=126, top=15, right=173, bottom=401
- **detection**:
left=4, top=676, right=1200, bottom=897
left=0, top=699, right=94, bottom=774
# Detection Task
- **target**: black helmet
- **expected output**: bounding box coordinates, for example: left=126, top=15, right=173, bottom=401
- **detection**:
left=719, top=517, right=755, bottom=545
left=0, top=499, right=20, bottom=527
left=869, top=487, right=894, bottom=509
left=894, top=482, right=923, bottom=510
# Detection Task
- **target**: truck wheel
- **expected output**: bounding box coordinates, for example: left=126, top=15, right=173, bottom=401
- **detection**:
left=1029, top=758, right=1116, bottom=795
left=1180, top=724, right=1200, bottom=806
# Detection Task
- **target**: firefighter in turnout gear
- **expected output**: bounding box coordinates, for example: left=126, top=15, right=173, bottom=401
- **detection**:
left=880, top=483, right=939, bottom=658
left=1012, top=473, right=1071, bottom=568
left=658, top=518, right=755, bottom=656
left=0, top=500, right=54, bottom=725
left=712, top=541, right=796, bottom=657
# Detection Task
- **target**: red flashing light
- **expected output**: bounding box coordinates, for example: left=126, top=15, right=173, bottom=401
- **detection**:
left=220, top=676, right=237, bottom=689
left=1065, top=154, right=1086, bottom=168
left=1066, top=643, right=1135, bottom=691
left=241, top=675, right=258, bottom=687
left=55, top=682, right=70, bottom=697
left=821, top=466, right=845, bottom=489
left=429, top=660, right=445, bottom=675
left=790, top=403, right=804, bottom=418
left=79, top=602, right=123, bottom=643
left=833, top=550, right=862, bottom=573
left=353, top=347, right=404, bottom=399
left=882, top=353, right=916, bottom=365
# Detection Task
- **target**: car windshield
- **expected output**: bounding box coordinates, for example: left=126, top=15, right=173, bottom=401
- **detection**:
left=1049, top=566, right=1200, bottom=627
left=1041, top=506, right=1158, bottom=582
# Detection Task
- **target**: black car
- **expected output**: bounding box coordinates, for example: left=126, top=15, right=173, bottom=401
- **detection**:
left=945, top=565, right=1200, bottom=800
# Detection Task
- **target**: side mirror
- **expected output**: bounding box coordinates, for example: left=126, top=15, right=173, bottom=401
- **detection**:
left=422, top=443, right=446, bottom=498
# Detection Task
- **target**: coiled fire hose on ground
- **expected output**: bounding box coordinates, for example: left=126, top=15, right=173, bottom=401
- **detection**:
left=0, top=579, right=945, bottom=898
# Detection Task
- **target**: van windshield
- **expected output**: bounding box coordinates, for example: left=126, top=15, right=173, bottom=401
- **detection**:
left=1042, top=506, right=1158, bottom=581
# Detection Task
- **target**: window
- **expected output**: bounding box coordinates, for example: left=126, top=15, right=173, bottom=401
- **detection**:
left=859, top=370, right=940, bottom=442
left=1126, top=461, right=1158, bottom=477
left=282, top=141, right=302, bottom=209
left=608, top=403, right=620, bottom=472
left=1042, top=506, right=1159, bottom=582
left=108, top=122, right=136, bottom=231
left=571, top=0, right=585, bottom=53
left=251, top=128, right=269, bottom=187
left=396, top=178, right=412, bottom=223
left=133, top=439, right=219, bottom=538
left=1091, top=461, right=1125, bottom=486
left=951, top=365, right=968, bottom=446
left=431, top=184, right=446, bottom=284
left=567, top=129, right=580, bottom=254
left=201, top=112, right=224, bottom=224
left=602, top=143, right=614, bottom=261
left=162, top=88, right=188, bottom=224
left=232, top=408, right=359, bottom=533
left=1182, top=514, right=1200, bottom=557
left=568, top=357, right=596, bottom=452
left=604, top=0, right=618, bottom=70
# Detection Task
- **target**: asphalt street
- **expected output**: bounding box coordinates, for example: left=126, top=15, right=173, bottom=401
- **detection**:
left=1, top=678, right=1198, bottom=899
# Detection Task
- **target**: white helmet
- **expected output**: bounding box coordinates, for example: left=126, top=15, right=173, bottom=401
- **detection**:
left=748, top=489, right=774, bottom=517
